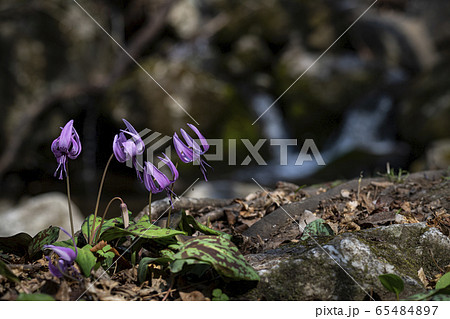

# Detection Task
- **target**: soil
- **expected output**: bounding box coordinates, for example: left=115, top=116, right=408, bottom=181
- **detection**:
left=0, top=169, right=448, bottom=300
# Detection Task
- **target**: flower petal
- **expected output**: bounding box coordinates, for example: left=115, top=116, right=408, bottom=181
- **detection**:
left=143, top=161, right=171, bottom=193
left=122, top=119, right=145, bottom=154
left=173, top=133, right=193, bottom=163
left=58, top=120, right=74, bottom=152
left=158, top=153, right=179, bottom=182
left=113, top=133, right=128, bottom=163
left=187, top=123, right=209, bottom=153
left=43, top=244, right=77, bottom=263
left=46, top=256, right=63, bottom=278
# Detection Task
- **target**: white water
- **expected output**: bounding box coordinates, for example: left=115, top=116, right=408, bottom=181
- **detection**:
left=244, top=91, right=398, bottom=183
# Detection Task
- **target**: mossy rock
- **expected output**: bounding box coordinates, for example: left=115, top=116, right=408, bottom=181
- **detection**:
left=243, top=223, right=450, bottom=300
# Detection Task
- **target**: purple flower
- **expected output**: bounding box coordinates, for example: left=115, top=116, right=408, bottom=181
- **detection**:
left=173, top=124, right=211, bottom=180
left=113, top=119, right=145, bottom=179
left=44, top=227, right=78, bottom=279
left=51, top=120, right=82, bottom=180
left=144, top=154, right=179, bottom=203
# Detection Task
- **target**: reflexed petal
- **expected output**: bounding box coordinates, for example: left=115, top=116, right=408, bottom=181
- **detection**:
left=158, top=153, right=179, bottom=182
left=58, top=120, right=74, bottom=152
left=68, top=126, right=82, bottom=159
left=113, top=133, right=128, bottom=163
left=43, top=244, right=77, bottom=263
left=173, top=133, right=193, bottom=163
left=187, top=123, right=209, bottom=153
left=143, top=161, right=171, bottom=193
left=122, top=119, right=145, bottom=154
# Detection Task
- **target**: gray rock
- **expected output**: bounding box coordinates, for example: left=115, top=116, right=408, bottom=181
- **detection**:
left=0, top=192, right=84, bottom=237
left=243, top=223, right=450, bottom=300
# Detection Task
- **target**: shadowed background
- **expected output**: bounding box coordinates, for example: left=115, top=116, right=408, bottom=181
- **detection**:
left=0, top=0, right=449, bottom=225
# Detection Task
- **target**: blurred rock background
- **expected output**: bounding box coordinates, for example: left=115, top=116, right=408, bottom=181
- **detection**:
left=0, top=0, right=449, bottom=234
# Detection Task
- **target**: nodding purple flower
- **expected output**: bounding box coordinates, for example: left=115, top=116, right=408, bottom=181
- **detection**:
left=51, top=120, right=82, bottom=180
left=173, top=124, right=211, bottom=180
left=44, top=227, right=78, bottom=279
left=144, top=154, right=179, bottom=204
left=113, top=119, right=145, bottom=180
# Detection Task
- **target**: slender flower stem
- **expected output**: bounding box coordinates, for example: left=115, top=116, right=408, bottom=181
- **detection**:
left=167, top=192, right=173, bottom=228
left=148, top=191, right=152, bottom=220
left=65, top=161, right=75, bottom=238
left=166, top=162, right=177, bottom=228
left=94, top=197, right=124, bottom=244
left=89, top=153, right=114, bottom=245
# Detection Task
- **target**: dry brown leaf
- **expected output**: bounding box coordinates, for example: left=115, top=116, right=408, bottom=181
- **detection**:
left=179, top=290, right=207, bottom=301
left=340, top=189, right=351, bottom=198
left=418, top=267, right=429, bottom=288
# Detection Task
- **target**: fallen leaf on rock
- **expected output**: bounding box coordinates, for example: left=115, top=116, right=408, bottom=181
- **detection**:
left=418, top=268, right=429, bottom=288
left=298, top=210, right=319, bottom=235
left=340, top=189, right=351, bottom=198
left=346, top=201, right=359, bottom=212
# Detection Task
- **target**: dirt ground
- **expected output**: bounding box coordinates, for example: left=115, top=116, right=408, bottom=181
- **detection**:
left=1, top=169, right=448, bottom=300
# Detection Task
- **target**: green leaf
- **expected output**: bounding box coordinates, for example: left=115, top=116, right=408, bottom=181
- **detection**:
left=0, top=232, right=32, bottom=257
left=431, top=294, right=450, bottom=301
left=75, top=245, right=97, bottom=277
left=436, top=272, right=450, bottom=290
left=379, top=274, right=404, bottom=299
left=301, top=219, right=334, bottom=241
left=177, top=211, right=232, bottom=240
left=406, top=287, right=450, bottom=301
left=27, top=226, right=60, bottom=260
left=212, top=288, right=229, bottom=301
left=0, top=259, right=20, bottom=283
left=17, top=293, right=55, bottom=301
left=81, top=214, right=119, bottom=243
left=170, top=235, right=260, bottom=281
left=101, top=221, right=185, bottom=243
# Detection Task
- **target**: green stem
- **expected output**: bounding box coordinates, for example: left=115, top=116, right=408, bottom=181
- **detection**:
left=65, top=162, right=75, bottom=238
left=93, top=196, right=123, bottom=244
left=89, top=153, right=114, bottom=245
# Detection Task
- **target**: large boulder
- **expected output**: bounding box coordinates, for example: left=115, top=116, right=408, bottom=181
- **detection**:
left=0, top=192, right=84, bottom=237
left=243, top=223, right=450, bottom=300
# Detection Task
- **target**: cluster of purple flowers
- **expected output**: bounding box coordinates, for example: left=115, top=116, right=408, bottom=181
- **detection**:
left=51, top=118, right=210, bottom=205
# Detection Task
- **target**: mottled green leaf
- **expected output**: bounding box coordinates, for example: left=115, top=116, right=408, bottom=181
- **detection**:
left=0, top=232, right=32, bottom=257
left=178, top=211, right=232, bottom=240
left=301, top=218, right=334, bottom=240
left=406, top=286, right=450, bottom=301
left=27, top=226, right=60, bottom=260
left=0, top=259, right=20, bottom=283
left=75, top=245, right=97, bottom=277
left=100, top=221, right=185, bottom=243
left=17, top=293, right=55, bottom=301
left=436, top=272, right=450, bottom=290
left=431, top=293, right=450, bottom=301
left=379, top=274, right=404, bottom=299
left=81, top=214, right=120, bottom=243
left=170, top=235, right=259, bottom=281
